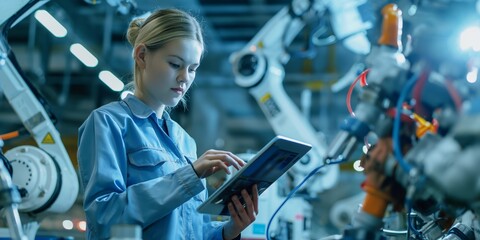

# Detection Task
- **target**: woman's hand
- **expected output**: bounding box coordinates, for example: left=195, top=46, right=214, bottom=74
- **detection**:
left=223, top=185, right=259, bottom=240
left=192, top=149, right=245, bottom=178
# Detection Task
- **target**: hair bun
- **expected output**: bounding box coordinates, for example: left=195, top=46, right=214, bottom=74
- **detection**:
left=126, top=18, right=145, bottom=47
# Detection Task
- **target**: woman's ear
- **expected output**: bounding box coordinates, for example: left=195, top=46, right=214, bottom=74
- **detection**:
left=134, top=44, right=147, bottom=69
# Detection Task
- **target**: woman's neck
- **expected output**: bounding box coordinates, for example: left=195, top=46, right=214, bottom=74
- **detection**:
left=134, top=90, right=165, bottom=118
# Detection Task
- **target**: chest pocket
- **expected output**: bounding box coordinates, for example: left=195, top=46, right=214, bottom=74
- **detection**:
left=126, top=148, right=176, bottom=185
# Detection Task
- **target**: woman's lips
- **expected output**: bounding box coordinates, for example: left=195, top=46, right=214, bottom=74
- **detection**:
left=171, top=88, right=184, bottom=94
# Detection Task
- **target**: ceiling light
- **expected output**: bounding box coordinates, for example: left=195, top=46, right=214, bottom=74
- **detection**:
left=70, top=43, right=98, bottom=67
left=99, top=70, right=124, bottom=92
left=34, top=10, right=67, bottom=38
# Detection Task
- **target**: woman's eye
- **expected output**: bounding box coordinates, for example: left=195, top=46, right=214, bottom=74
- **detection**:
left=169, top=62, right=180, bottom=69
left=189, top=68, right=197, bottom=73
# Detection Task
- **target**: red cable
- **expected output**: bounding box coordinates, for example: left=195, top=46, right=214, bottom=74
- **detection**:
left=360, top=70, right=369, bottom=87
left=346, top=69, right=370, bottom=117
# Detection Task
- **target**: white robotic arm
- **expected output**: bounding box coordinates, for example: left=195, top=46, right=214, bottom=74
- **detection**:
left=231, top=1, right=339, bottom=193
left=0, top=1, right=79, bottom=238
left=231, top=0, right=373, bottom=193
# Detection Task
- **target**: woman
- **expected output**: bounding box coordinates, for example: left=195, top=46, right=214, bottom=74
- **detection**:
left=77, top=8, right=258, bottom=240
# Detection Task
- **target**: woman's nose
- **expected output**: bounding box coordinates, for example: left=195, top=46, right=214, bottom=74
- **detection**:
left=177, top=69, right=189, bottom=83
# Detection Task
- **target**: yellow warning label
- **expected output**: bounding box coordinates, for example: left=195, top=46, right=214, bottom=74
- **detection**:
left=259, top=93, right=281, bottom=118
left=257, top=41, right=264, bottom=49
left=41, top=133, right=55, bottom=144
left=260, top=93, right=271, bottom=103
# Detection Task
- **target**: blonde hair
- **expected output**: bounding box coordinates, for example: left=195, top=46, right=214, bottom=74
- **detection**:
left=126, top=9, right=204, bottom=107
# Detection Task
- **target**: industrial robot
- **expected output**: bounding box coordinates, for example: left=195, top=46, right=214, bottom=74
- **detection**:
left=0, top=1, right=79, bottom=239
left=324, top=1, right=480, bottom=239
left=230, top=0, right=374, bottom=238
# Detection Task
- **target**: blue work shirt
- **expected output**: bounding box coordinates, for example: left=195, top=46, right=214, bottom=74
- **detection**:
left=78, top=94, right=226, bottom=240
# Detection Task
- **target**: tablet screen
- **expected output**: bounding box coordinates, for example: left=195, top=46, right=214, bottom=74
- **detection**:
left=242, top=146, right=299, bottom=182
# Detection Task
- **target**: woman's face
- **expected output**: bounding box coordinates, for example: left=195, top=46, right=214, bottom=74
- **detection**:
left=136, top=38, right=202, bottom=107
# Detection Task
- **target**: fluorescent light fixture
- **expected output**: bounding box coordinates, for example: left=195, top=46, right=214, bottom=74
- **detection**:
left=99, top=70, right=125, bottom=92
left=460, top=26, right=480, bottom=51
left=34, top=10, right=67, bottom=38
left=69, top=43, right=98, bottom=67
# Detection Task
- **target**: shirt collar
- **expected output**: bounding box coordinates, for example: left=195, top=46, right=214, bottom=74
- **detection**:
left=123, top=94, right=171, bottom=120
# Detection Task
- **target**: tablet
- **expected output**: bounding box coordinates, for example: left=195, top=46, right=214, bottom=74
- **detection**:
left=197, top=135, right=312, bottom=215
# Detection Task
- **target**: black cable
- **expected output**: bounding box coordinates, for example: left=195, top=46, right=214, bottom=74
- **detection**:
left=283, top=1, right=320, bottom=59
left=0, top=151, right=13, bottom=177
left=1, top=0, right=58, bottom=125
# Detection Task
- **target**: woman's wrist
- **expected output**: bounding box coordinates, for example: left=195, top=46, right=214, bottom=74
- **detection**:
left=188, top=162, right=200, bottom=178
left=222, top=225, right=240, bottom=240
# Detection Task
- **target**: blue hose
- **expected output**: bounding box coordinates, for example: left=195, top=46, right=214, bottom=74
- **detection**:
left=266, top=164, right=327, bottom=240
left=265, top=73, right=419, bottom=239
left=393, top=73, right=419, bottom=173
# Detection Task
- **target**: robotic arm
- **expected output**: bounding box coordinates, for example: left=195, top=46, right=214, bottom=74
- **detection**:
left=231, top=0, right=337, bottom=193
left=323, top=2, right=480, bottom=239
left=0, top=1, right=79, bottom=238
left=230, top=0, right=373, bottom=194
left=324, top=3, right=410, bottom=164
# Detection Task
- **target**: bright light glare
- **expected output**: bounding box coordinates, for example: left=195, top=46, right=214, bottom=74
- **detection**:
left=62, top=220, right=73, bottom=230
left=362, top=144, right=371, bottom=154
left=99, top=71, right=125, bottom=92
left=70, top=43, right=98, bottom=67
left=121, top=90, right=133, bottom=99
left=353, top=160, right=364, bottom=172
left=460, top=26, right=480, bottom=51
left=467, top=67, right=478, bottom=83
left=78, top=221, right=87, bottom=232
left=34, top=10, right=67, bottom=38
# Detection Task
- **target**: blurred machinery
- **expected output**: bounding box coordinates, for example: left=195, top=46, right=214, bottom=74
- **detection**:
left=0, top=1, right=79, bottom=239
left=4, top=0, right=480, bottom=240
left=322, top=0, right=480, bottom=240
left=230, top=0, right=374, bottom=194
left=232, top=0, right=480, bottom=239
left=230, top=0, right=375, bottom=238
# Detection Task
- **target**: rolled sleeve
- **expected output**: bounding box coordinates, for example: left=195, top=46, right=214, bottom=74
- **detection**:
left=175, top=164, right=205, bottom=197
